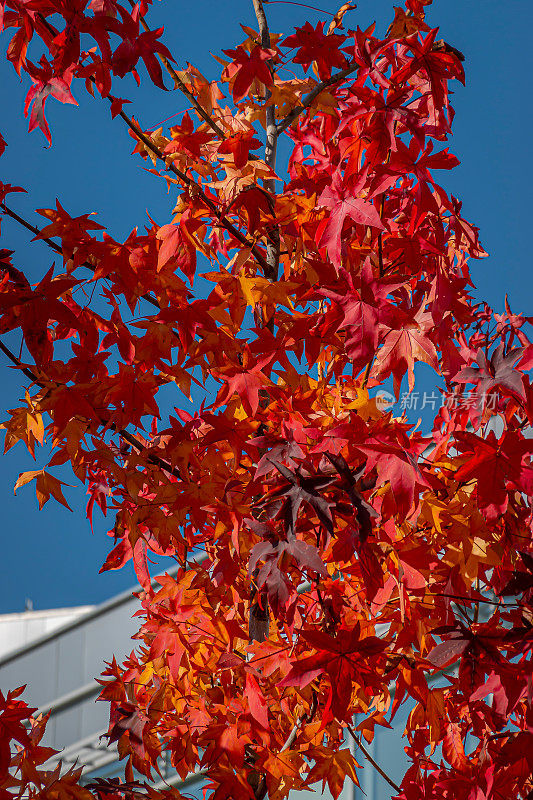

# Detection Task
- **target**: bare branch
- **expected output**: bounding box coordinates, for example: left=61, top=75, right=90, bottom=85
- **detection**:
left=346, top=723, right=401, bottom=795
left=276, top=61, right=359, bottom=135
left=252, top=0, right=280, bottom=283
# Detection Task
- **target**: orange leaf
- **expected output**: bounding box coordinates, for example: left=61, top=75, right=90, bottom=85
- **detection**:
left=14, top=469, right=72, bottom=511
left=443, top=722, right=469, bottom=772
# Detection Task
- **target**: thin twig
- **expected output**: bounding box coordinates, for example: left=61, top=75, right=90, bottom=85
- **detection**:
left=0, top=340, right=40, bottom=384
left=346, top=723, right=401, bottom=794
left=435, top=592, right=503, bottom=607
left=276, top=61, right=359, bottom=134
left=1, top=202, right=64, bottom=257
left=264, top=1, right=336, bottom=15
left=361, top=358, right=373, bottom=390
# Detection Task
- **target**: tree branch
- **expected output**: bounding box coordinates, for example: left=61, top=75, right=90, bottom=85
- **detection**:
left=246, top=0, right=281, bottom=650
left=115, top=105, right=269, bottom=273
left=0, top=201, right=164, bottom=313
left=252, top=0, right=280, bottom=284
left=276, top=61, right=359, bottom=135
left=0, top=202, right=64, bottom=257
left=346, top=723, right=401, bottom=795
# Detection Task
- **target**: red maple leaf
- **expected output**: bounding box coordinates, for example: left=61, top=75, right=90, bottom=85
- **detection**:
left=318, top=170, right=385, bottom=269
left=156, top=215, right=197, bottom=282
left=319, top=259, right=405, bottom=369
left=324, top=452, right=378, bottom=543
left=24, top=58, right=77, bottom=145
left=0, top=688, right=34, bottom=779
left=112, top=7, right=175, bottom=89
left=371, top=305, right=438, bottom=394
left=164, top=111, right=213, bottom=159
left=453, top=343, right=526, bottom=403
left=260, top=460, right=335, bottom=536
left=107, top=703, right=149, bottom=759
left=281, top=626, right=386, bottom=722
left=0, top=265, right=80, bottom=365
left=214, top=349, right=274, bottom=416
left=222, top=45, right=275, bottom=102
left=391, top=29, right=465, bottom=109
left=282, top=21, right=346, bottom=79
left=248, top=535, right=326, bottom=616
left=217, top=130, right=262, bottom=169
left=230, top=186, right=273, bottom=234
left=452, top=429, right=533, bottom=519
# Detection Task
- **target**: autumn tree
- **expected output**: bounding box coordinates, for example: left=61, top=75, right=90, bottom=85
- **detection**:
left=1, top=1, right=533, bottom=799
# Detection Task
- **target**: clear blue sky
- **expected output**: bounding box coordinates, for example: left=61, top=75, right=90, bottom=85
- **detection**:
left=0, top=0, right=531, bottom=613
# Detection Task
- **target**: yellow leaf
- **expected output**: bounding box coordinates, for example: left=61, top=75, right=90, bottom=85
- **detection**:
left=14, top=470, right=42, bottom=491
left=307, top=748, right=360, bottom=800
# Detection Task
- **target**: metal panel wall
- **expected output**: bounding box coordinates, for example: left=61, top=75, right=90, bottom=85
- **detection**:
left=0, top=587, right=142, bottom=751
